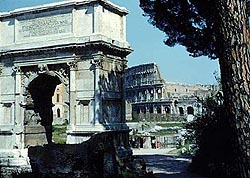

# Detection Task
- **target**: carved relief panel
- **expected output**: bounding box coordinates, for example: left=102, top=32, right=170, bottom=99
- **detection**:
left=100, top=70, right=122, bottom=93
left=103, top=101, right=121, bottom=123
left=24, top=109, right=41, bottom=126
left=1, top=103, right=13, bottom=125
left=76, top=100, right=90, bottom=125
left=16, top=11, right=73, bottom=40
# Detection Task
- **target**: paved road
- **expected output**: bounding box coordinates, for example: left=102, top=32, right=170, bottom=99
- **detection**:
left=133, top=149, right=209, bottom=178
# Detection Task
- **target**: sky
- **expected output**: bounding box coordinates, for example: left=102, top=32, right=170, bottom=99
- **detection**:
left=0, top=0, right=220, bottom=84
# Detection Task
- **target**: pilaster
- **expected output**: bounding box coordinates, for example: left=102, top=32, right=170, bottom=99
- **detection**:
left=0, top=65, right=2, bottom=103
left=12, top=66, right=24, bottom=126
left=90, top=54, right=104, bottom=125
left=67, top=58, right=78, bottom=127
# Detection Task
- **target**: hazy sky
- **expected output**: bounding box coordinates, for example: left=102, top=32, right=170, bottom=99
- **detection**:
left=0, top=0, right=220, bottom=84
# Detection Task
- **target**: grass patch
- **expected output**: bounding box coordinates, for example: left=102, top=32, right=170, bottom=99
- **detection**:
left=167, top=148, right=179, bottom=155
left=53, top=125, right=67, bottom=144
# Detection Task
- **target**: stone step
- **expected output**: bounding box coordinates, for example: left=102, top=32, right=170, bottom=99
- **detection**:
left=0, top=157, right=29, bottom=167
left=0, top=149, right=28, bottom=158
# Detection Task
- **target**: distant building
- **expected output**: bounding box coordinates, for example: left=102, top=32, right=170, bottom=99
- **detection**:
left=52, top=84, right=69, bottom=125
left=125, top=63, right=218, bottom=122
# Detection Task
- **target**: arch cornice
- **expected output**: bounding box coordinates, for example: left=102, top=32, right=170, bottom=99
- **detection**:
left=0, top=0, right=129, bottom=19
left=0, top=41, right=132, bottom=59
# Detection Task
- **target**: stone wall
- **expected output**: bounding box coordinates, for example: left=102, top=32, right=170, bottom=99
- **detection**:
left=0, top=0, right=132, bottom=149
left=52, top=84, right=69, bottom=125
left=0, top=1, right=133, bottom=177
left=0, top=131, right=132, bottom=178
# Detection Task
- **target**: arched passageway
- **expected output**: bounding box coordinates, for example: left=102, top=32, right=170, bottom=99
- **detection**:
left=187, top=106, right=194, bottom=115
left=179, top=107, right=184, bottom=115
left=57, top=108, right=61, bottom=118
left=165, top=106, right=171, bottom=114
left=27, top=73, right=61, bottom=144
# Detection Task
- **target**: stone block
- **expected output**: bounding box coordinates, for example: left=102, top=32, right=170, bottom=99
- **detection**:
left=24, top=126, right=47, bottom=147
left=8, top=158, right=28, bottom=166
left=0, top=158, right=10, bottom=166
left=0, top=135, right=14, bottom=149
left=0, top=0, right=131, bottom=160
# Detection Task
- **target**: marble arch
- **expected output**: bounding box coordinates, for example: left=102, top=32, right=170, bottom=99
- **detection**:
left=0, top=0, right=132, bottom=153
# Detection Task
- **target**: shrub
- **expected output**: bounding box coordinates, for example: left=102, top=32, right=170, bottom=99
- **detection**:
left=185, top=96, right=236, bottom=177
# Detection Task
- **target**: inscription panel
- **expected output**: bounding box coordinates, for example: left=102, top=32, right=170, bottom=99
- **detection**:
left=17, top=13, right=72, bottom=39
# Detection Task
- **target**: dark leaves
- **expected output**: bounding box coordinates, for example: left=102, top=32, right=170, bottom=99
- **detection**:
left=140, top=0, right=219, bottom=59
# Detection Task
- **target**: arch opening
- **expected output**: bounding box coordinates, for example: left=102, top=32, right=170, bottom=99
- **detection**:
left=179, top=107, right=184, bottom=115
left=157, top=106, right=161, bottom=114
left=187, top=106, right=194, bottom=115
left=57, top=108, right=61, bottom=118
left=27, top=73, right=61, bottom=144
left=165, top=106, right=171, bottom=114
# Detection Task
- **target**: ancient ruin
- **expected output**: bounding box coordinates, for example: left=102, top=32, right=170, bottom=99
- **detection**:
left=0, top=0, right=132, bottom=176
left=124, top=63, right=218, bottom=149
left=125, top=63, right=218, bottom=122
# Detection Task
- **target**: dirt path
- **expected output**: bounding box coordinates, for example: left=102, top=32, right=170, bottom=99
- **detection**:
left=133, top=149, right=209, bottom=178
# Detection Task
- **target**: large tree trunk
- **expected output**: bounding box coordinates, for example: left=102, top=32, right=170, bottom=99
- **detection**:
left=217, top=0, right=250, bottom=177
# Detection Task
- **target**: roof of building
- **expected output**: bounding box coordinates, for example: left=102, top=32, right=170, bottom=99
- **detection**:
left=0, top=0, right=128, bottom=18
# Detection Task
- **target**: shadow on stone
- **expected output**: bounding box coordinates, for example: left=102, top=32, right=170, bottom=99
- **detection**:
left=9, top=131, right=132, bottom=178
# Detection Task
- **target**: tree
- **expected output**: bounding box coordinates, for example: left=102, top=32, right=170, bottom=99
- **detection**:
left=140, top=0, right=250, bottom=177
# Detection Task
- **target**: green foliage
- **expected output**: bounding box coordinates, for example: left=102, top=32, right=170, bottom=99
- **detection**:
left=185, top=97, right=236, bottom=177
left=121, top=170, right=132, bottom=178
left=121, top=169, right=155, bottom=178
left=52, top=124, right=67, bottom=144
left=131, top=114, right=141, bottom=122
left=140, top=1, right=249, bottom=177
left=140, top=0, right=220, bottom=59
left=3, top=175, right=12, bottom=178
left=176, top=143, right=192, bottom=155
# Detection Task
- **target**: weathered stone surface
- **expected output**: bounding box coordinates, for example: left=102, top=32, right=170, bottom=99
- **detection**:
left=0, top=0, right=131, bottom=150
left=0, top=149, right=31, bottom=177
left=0, top=0, right=129, bottom=50
left=0, top=1, right=132, bottom=176
left=24, top=126, right=47, bottom=146
left=17, top=13, right=72, bottom=39
left=11, top=131, right=131, bottom=178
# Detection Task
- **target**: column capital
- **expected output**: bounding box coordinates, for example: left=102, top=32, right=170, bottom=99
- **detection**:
left=121, top=63, right=128, bottom=71
left=12, top=66, right=22, bottom=74
left=90, top=59, right=103, bottom=69
left=67, top=60, right=78, bottom=70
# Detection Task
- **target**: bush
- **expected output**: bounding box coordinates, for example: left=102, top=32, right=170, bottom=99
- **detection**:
left=52, top=125, right=67, bottom=144
left=185, top=97, right=236, bottom=177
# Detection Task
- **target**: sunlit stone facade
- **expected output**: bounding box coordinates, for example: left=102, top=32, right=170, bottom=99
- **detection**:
left=125, top=63, right=218, bottom=121
left=0, top=0, right=131, bottom=164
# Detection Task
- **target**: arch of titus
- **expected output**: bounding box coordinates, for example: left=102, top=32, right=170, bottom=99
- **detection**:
left=0, top=0, right=131, bottom=150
